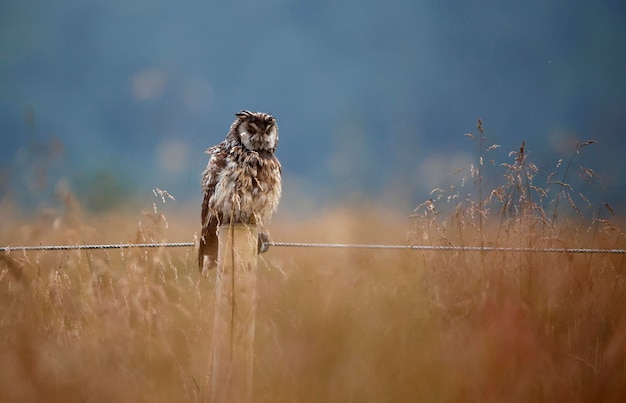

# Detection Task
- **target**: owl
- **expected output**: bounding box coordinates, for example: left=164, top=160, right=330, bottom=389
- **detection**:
left=198, top=110, right=282, bottom=271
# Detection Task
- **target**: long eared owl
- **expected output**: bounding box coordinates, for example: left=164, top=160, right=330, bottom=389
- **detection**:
left=198, top=110, right=282, bottom=271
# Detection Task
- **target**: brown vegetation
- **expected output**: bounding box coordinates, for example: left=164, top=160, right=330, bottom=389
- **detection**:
left=1, top=133, right=626, bottom=402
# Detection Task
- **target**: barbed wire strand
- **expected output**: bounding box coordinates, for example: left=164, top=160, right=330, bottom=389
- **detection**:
left=267, top=242, right=626, bottom=254
left=1, top=241, right=625, bottom=254
left=0, top=242, right=195, bottom=252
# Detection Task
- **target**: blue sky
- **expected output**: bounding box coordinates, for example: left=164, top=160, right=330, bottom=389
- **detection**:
left=2, top=0, right=625, bottom=213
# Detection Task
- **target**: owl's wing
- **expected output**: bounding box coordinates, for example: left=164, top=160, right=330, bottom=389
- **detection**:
left=198, top=194, right=218, bottom=271
left=198, top=145, right=227, bottom=271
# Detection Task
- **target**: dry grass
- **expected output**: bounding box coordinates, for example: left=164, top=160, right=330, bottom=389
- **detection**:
left=2, top=134, right=626, bottom=402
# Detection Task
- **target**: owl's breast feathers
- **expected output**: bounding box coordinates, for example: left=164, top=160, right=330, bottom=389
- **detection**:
left=204, top=142, right=281, bottom=225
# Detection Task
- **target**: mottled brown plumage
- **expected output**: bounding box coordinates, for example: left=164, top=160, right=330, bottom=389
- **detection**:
left=198, top=111, right=282, bottom=271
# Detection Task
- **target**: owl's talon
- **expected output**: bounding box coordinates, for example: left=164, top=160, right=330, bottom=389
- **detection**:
left=258, top=233, right=270, bottom=254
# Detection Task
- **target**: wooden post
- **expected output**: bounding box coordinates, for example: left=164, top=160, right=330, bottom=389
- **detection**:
left=210, top=223, right=258, bottom=403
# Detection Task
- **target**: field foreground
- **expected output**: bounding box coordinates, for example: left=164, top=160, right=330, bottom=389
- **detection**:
left=1, top=199, right=626, bottom=402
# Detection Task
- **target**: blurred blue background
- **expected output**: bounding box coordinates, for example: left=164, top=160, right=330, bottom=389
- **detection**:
left=1, top=0, right=625, bottom=215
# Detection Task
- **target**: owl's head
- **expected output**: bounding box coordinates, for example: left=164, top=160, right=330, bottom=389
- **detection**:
left=233, top=110, right=278, bottom=152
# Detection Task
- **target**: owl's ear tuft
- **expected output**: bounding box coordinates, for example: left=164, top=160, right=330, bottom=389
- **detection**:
left=236, top=110, right=252, bottom=119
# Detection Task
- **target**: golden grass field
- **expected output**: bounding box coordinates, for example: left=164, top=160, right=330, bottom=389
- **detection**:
left=2, top=138, right=626, bottom=402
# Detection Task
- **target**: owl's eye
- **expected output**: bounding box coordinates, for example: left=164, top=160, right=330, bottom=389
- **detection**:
left=248, top=126, right=258, bottom=135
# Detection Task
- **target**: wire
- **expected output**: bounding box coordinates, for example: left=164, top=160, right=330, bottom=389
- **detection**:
left=265, top=242, right=626, bottom=254
left=0, top=242, right=195, bottom=252
left=2, top=241, right=624, bottom=254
